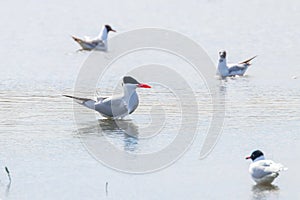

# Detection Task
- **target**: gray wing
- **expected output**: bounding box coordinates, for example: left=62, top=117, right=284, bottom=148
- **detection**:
left=97, top=96, right=108, bottom=102
left=81, top=39, right=104, bottom=50
left=72, top=36, right=104, bottom=50
left=95, top=96, right=129, bottom=118
left=262, top=161, right=286, bottom=174
left=251, top=160, right=283, bottom=179
left=228, top=64, right=248, bottom=76
left=128, top=92, right=139, bottom=114
left=91, top=39, right=104, bottom=46
left=252, top=167, right=273, bottom=179
left=227, top=56, right=256, bottom=76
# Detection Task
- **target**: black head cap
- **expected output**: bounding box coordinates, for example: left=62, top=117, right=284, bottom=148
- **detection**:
left=219, top=50, right=226, bottom=59
left=246, top=150, right=264, bottom=161
left=105, top=24, right=116, bottom=32
left=123, top=76, right=140, bottom=84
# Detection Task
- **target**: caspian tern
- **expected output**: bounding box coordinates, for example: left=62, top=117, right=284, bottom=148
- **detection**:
left=64, top=76, right=151, bottom=119
left=72, top=24, right=116, bottom=51
left=246, top=150, right=287, bottom=185
left=217, top=50, right=256, bottom=78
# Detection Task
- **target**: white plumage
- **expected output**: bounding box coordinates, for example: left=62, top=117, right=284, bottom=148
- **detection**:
left=246, top=150, right=287, bottom=185
left=63, top=76, right=151, bottom=119
left=217, top=50, right=256, bottom=78
left=72, top=24, right=116, bottom=51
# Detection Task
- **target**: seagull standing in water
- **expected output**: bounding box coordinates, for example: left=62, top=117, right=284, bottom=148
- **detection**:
left=246, top=150, right=287, bottom=185
left=63, top=76, right=151, bottom=119
left=72, top=24, right=116, bottom=51
left=217, top=50, right=256, bottom=78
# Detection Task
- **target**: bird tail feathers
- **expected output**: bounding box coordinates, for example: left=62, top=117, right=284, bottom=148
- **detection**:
left=239, top=56, right=257, bottom=65
left=63, top=95, right=95, bottom=110
left=71, top=36, right=83, bottom=43
left=274, top=163, right=288, bottom=172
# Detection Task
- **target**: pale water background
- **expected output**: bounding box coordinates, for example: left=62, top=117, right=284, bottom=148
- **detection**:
left=0, top=0, right=300, bottom=199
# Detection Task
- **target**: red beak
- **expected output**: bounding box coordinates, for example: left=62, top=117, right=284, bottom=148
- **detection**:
left=138, top=83, right=151, bottom=88
left=245, top=156, right=251, bottom=160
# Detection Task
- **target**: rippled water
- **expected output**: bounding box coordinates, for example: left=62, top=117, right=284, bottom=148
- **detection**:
left=1, top=0, right=300, bottom=199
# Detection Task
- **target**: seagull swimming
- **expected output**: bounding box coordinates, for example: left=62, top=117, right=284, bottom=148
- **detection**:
left=63, top=76, right=151, bottom=119
left=72, top=24, right=116, bottom=51
left=246, top=150, right=287, bottom=185
left=217, top=50, right=256, bottom=78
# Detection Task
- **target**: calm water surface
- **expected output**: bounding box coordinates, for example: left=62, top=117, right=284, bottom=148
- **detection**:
left=0, top=0, right=300, bottom=199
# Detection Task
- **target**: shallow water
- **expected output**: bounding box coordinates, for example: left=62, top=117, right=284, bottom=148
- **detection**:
left=0, top=0, right=300, bottom=199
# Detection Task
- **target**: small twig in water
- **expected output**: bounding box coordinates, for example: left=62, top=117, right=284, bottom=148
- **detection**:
left=106, top=182, right=108, bottom=196
left=5, top=167, right=11, bottom=182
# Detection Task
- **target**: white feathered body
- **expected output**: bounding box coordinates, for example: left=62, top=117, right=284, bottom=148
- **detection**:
left=249, top=159, right=287, bottom=184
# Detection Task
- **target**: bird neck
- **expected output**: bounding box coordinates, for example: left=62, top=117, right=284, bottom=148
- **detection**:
left=123, top=85, right=137, bottom=101
left=98, top=26, right=108, bottom=41
left=218, top=58, right=229, bottom=75
left=218, top=58, right=227, bottom=67
left=253, top=155, right=265, bottom=162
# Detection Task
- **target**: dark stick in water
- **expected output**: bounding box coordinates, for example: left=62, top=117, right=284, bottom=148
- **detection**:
left=5, top=167, right=11, bottom=182
left=106, top=182, right=108, bottom=196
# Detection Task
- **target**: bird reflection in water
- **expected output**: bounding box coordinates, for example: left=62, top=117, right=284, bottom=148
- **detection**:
left=5, top=180, right=11, bottom=198
left=80, top=119, right=139, bottom=152
left=251, top=184, right=279, bottom=200
left=99, top=119, right=139, bottom=152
